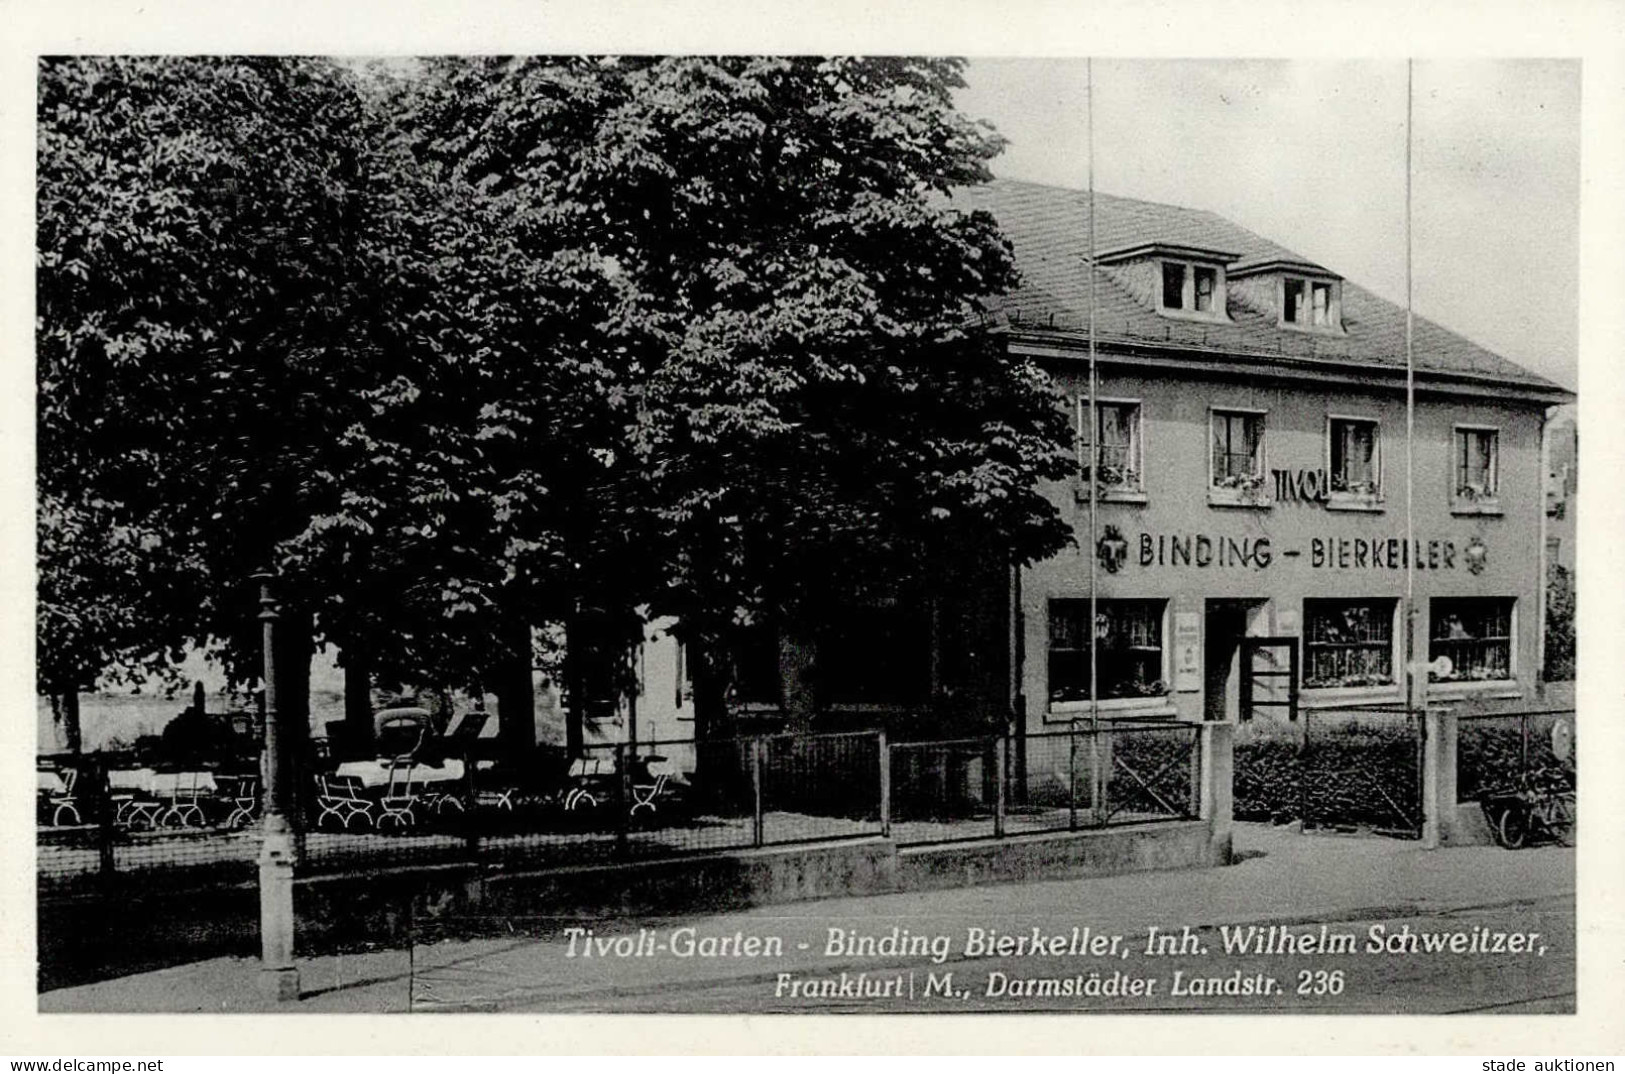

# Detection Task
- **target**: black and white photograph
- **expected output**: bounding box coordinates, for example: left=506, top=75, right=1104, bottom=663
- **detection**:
left=7, top=0, right=1625, bottom=1058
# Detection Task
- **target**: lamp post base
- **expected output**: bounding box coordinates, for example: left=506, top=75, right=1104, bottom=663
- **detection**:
left=258, top=817, right=299, bottom=1002
left=259, top=965, right=301, bottom=1003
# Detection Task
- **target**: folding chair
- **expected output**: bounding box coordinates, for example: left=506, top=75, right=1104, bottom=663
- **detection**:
left=219, top=774, right=260, bottom=830
left=161, top=771, right=209, bottom=828
left=46, top=767, right=82, bottom=826
left=111, top=775, right=164, bottom=830
left=629, top=756, right=672, bottom=815
left=316, top=773, right=375, bottom=831
left=564, top=755, right=613, bottom=811
left=377, top=757, right=418, bottom=830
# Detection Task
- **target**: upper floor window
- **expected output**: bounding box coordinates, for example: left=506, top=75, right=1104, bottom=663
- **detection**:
left=1210, top=408, right=1268, bottom=505
left=1076, top=398, right=1145, bottom=501
left=1453, top=425, right=1501, bottom=514
left=1159, top=260, right=1226, bottom=319
left=1281, top=275, right=1342, bottom=331
left=1328, top=416, right=1382, bottom=504
left=1098, top=243, right=1237, bottom=324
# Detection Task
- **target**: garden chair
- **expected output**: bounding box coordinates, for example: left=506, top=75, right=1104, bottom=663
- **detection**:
left=315, top=773, right=375, bottom=831
left=377, top=757, right=418, bottom=830
left=111, top=778, right=164, bottom=830
left=161, top=771, right=209, bottom=828
left=563, top=755, right=614, bottom=812
left=416, top=774, right=467, bottom=818
left=218, top=773, right=260, bottom=830
left=629, top=755, right=672, bottom=816
left=46, top=766, right=82, bottom=826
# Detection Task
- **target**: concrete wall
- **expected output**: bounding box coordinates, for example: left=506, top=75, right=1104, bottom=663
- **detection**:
left=1023, top=357, right=1547, bottom=732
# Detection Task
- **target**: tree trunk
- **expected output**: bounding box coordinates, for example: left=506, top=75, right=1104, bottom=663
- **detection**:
left=342, top=644, right=375, bottom=755
left=495, top=616, right=537, bottom=758
left=688, top=637, right=730, bottom=789
left=561, top=614, right=587, bottom=757
left=778, top=625, right=817, bottom=733
left=60, top=688, right=83, bottom=755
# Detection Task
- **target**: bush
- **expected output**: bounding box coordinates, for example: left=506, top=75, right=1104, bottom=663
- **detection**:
left=1235, top=719, right=1421, bottom=833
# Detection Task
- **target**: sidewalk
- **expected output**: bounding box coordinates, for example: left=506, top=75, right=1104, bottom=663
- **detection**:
left=39, top=822, right=1575, bottom=1013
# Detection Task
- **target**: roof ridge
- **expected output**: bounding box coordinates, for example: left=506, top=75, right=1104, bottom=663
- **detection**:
left=981, top=176, right=1223, bottom=215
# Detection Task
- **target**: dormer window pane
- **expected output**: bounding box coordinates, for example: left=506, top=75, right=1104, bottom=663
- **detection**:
left=1311, top=282, right=1331, bottom=326
left=1194, top=267, right=1216, bottom=312
left=1283, top=278, right=1304, bottom=323
left=1162, top=262, right=1186, bottom=310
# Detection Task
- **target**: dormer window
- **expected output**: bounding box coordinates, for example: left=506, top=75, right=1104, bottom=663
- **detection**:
left=1097, top=242, right=1238, bottom=324
left=1194, top=267, right=1217, bottom=312
left=1284, top=276, right=1337, bottom=328
left=1157, top=259, right=1227, bottom=319
left=1228, top=259, right=1344, bottom=333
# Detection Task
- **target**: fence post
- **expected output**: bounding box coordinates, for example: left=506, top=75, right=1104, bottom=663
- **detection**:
left=461, top=748, right=484, bottom=908
left=615, top=742, right=630, bottom=857
left=1200, top=721, right=1234, bottom=862
left=1091, top=726, right=1111, bottom=827
left=1296, top=708, right=1310, bottom=828
left=1420, top=709, right=1459, bottom=849
left=993, top=734, right=1007, bottom=839
left=1068, top=724, right=1078, bottom=831
left=751, top=737, right=765, bottom=848
left=877, top=730, right=891, bottom=839
left=92, top=759, right=116, bottom=884
left=1519, top=712, right=1530, bottom=777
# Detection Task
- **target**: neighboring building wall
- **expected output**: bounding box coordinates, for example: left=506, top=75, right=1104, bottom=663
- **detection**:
left=1020, top=355, right=1547, bottom=733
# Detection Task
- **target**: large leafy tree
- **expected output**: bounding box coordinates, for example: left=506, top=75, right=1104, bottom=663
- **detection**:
left=37, top=57, right=417, bottom=752
left=410, top=57, right=1076, bottom=734
left=37, top=55, right=1076, bottom=757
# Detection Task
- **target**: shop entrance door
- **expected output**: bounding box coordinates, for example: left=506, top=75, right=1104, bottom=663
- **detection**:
left=1238, top=636, right=1300, bottom=722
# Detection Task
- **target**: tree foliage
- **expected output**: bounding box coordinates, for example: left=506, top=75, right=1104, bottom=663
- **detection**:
left=37, top=55, right=1076, bottom=736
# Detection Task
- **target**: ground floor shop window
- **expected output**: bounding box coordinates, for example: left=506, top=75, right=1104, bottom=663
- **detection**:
left=1303, top=599, right=1397, bottom=689
left=1048, top=599, right=1167, bottom=702
left=1429, top=597, right=1514, bottom=682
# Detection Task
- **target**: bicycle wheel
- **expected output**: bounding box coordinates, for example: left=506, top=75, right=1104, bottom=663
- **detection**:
left=1544, top=796, right=1575, bottom=847
left=1495, top=804, right=1528, bottom=850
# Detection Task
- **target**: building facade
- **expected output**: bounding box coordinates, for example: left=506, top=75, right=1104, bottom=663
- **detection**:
left=960, top=180, right=1573, bottom=732
left=607, top=178, right=1572, bottom=748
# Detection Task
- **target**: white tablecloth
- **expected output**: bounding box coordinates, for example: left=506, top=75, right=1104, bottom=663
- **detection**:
left=334, top=758, right=465, bottom=789
left=106, top=769, right=218, bottom=797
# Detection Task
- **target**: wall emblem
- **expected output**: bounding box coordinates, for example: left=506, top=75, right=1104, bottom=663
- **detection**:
left=1463, top=536, right=1488, bottom=575
left=1097, top=525, right=1128, bottom=574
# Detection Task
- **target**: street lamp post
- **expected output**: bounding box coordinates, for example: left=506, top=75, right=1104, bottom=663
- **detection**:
left=255, top=571, right=300, bottom=1001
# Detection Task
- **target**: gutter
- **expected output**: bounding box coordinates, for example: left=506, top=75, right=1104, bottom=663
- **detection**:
left=1003, top=329, right=1576, bottom=406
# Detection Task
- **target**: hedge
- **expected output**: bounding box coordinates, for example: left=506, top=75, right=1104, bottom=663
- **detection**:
left=1235, top=720, right=1421, bottom=834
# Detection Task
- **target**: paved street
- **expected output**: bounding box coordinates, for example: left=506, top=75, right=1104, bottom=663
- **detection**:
left=41, top=822, right=1575, bottom=1015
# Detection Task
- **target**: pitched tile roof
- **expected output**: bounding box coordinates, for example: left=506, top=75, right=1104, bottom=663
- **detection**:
left=954, top=178, right=1569, bottom=397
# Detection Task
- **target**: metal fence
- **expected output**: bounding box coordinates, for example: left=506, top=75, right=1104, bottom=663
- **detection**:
left=891, top=722, right=1201, bottom=847
left=39, top=722, right=1209, bottom=892
left=36, top=754, right=264, bottom=896
left=1456, top=708, right=1576, bottom=804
